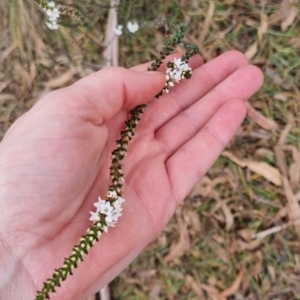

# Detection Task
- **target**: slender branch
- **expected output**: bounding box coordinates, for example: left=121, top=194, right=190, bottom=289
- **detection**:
left=34, top=24, right=198, bottom=300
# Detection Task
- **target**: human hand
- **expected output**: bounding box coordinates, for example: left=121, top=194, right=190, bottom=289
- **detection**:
left=0, top=51, right=263, bottom=299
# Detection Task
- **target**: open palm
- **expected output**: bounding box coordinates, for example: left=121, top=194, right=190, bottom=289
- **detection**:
left=0, top=51, right=263, bottom=300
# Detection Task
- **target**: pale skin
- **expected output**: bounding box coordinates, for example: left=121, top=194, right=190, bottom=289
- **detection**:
left=0, top=51, right=263, bottom=299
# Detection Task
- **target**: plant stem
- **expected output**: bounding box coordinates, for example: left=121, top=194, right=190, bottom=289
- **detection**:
left=34, top=24, right=198, bottom=300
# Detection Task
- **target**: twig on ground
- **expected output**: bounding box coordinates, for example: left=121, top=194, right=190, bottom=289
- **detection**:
left=254, top=218, right=300, bottom=240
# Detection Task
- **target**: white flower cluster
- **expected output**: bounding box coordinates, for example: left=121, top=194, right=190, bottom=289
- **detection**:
left=164, top=58, right=192, bottom=94
left=89, top=190, right=125, bottom=231
left=127, top=21, right=139, bottom=33
left=44, top=1, right=60, bottom=30
left=114, top=21, right=139, bottom=35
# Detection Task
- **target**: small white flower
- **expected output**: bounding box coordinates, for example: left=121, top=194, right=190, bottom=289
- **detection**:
left=44, top=1, right=60, bottom=30
left=94, top=197, right=107, bottom=212
left=114, top=24, right=123, bottom=35
left=118, top=197, right=125, bottom=203
left=114, top=201, right=121, bottom=209
left=47, top=8, right=60, bottom=21
left=99, top=202, right=114, bottom=216
left=46, top=22, right=59, bottom=30
left=127, top=21, right=139, bottom=33
left=173, top=58, right=183, bottom=69
left=89, top=212, right=100, bottom=222
left=108, top=221, right=116, bottom=227
left=111, top=212, right=120, bottom=222
left=105, top=215, right=113, bottom=223
left=114, top=197, right=125, bottom=207
left=48, top=1, right=55, bottom=7
left=113, top=205, right=123, bottom=215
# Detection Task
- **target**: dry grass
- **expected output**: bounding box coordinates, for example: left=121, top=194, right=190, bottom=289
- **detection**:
left=1, top=0, right=300, bottom=299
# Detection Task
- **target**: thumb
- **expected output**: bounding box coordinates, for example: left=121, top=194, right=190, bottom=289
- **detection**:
left=50, top=67, right=166, bottom=123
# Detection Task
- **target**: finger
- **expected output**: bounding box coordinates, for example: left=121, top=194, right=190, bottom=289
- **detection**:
left=166, top=98, right=247, bottom=206
left=155, top=65, right=264, bottom=158
left=38, top=67, right=166, bottom=124
left=130, top=53, right=204, bottom=72
left=130, top=53, right=180, bottom=72
left=138, top=51, right=249, bottom=133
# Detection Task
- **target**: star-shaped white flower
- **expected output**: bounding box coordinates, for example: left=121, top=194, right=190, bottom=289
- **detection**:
left=173, top=58, right=183, bottom=69
left=99, top=201, right=114, bottom=216
left=94, top=197, right=107, bottom=212
left=127, top=21, right=139, bottom=33
left=114, top=24, right=123, bottom=36
left=89, top=211, right=100, bottom=222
